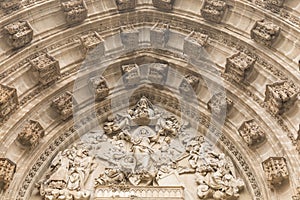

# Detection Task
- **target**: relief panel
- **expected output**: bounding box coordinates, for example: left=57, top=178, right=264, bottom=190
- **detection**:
left=147, top=63, right=169, bottom=86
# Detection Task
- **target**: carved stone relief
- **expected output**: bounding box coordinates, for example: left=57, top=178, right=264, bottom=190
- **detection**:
left=61, top=0, right=88, bottom=24
left=51, top=91, right=75, bottom=121
left=0, top=84, right=18, bottom=123
left=225, top=52, right=256, bottom=83
left=88, top=76, right=109, bottom=101
left=115, top=0, right=136, bottom=12
left=0, top=158, right=16, bottom=191
left=17, top=120, right=45, bottom=148
left=80, top=31, right=104, bottom=55
left=150, top=22, right=170, bottom=48
left=264, top=81, right=299, bottom=115
left=121, top=64, right=141, bottom=87
left=207, top=92, right=233, bottom=117
left=152, top=0, right=175, bottom=11
left=265, top=0, right=285, bottom=9
left=179, top=74, right=200, bottom=97
left=29, top=52, right=60, bottom=85
left=251, top=19, right=280, bottom=47
left=262, top=157, right=289, bottom=188
left=147, top=63, right=169, bottom=86
left=3, top=21, right=33, bottom=49
left=201, top=0, right=227, bottom=23
left=293, top=187, right=300, bottom=200
left=238, top=119, right=266, bottom=147
left=120, top=25, right=139, bottom=49
left=183, top=31, right=208, bottom=60
left=0, top=0, right=21, bottom=12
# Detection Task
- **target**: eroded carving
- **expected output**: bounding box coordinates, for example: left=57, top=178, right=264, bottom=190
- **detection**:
left=0, top=158, right=16, bottom=191
left=207, top=92, right=233, bottom=117
left=264, top=81, right=299, bottom=115
left=0, top=84, right=18, bottom=123
left=80, top=31, right=104, bottom=55
left=265, top=0, right=285, bottom=8
left=4, top=21, right=33, bottom=49
left=120, top=25, right=139, bottom=49
left=292, top=187, right=300, bottom=200
left=61, top=0, right=88, bottom=24
left=201, top=0, right=227, bottom=23
left=116, top=0, right=136, bottom=11
left=262, top=157, right=289, bottom=188
left=0, top=0, right=21, bottom=12
left=147, top=63, right=169, bottom=86
left=179, top=74, right=200, bottom=97
left=121, top=64, right=141, bottom=87
left=238, top=119, right=266, bottom=147
left=29, top=52, right=60, bottom=85
left=225, top=52, right=255, bottom=83
left=150, top=22, right=170, bottom=48
left=184, top=31, right=209, bottom=60
left=88, top=76, right=109, bottom=101
left=251, top=19, right=280, bottom=47
left=17, top=120, right=45, bottom=148
left=51, top=91, right=75, bottom=120
left=153, top=0, right=175, bottom=11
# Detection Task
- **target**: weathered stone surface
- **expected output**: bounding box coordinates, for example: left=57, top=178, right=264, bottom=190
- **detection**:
left=264, top=81, right=298, bottom=115
left=80, top=31, right=104, bottom=55
left=293, top=187, right=300, bottom=200
left=201, top=0, right=227, bottom=23
left=89, top=76, right=109, bottom=101
left=115, top=0, right=136, bottom=11
left=179, top=74, right=200, bottom=97
left=207, top=92, right=233, bottom=117
left=17, top=120, right=45, bottom=148
left=251, top=19, right=280, bottom=47
left=0, top=0, right=21, bottom=11
left=51, top=91, right=75, bottom=121
left=61, top=0, right=88, bottom=24
left=120, top=25, right=139, bottom=49
left=262, top=157, right=289, bottom=187
left=4, top=21, right=33, bottom=49
left=150, top=22, right=170, bottom=48
left=147, top=63, right=169, bottom=86
left=183, top=31, right=208, bottom=60
left=121, top=64, right=141, bottom=87
left=29, top=52, right=60, bottom=85
left=238, top=119, right=266, bottom=147
left=0, top=158, right=16, bottom=191
left=265, top=0, right=285, bottom=8
left=225, top=52, right=256, bottom=83
left=0, top=84, right=18, bottom=123
left=152, top=0, right=175, bottom=11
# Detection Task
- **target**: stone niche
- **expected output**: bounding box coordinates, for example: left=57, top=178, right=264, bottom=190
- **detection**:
left=17, top=120, right=45, bottom=148
left=51, top=91, right=76, bottom=121
left=3, top=21, right=33, bottom=49
left=150, top=22, right=170, bottom=48
left=152, top=0, right=175, bottom=11
left=251, top=19, right=280, bottom=47
left=121, top=64, right=141, bottom=87
left=264, top=81, right=299, bottom=115
left=201, top=0, right=227, bottom=23
left=0, top=0, right=21, bottom=12
left=225, top=51, right=256, bottom=83
left=88, top=76, right=109, bottom=101
left=120, top=25, right=139, bottom=49
left=0, top=84, right=18, bottom=123
left=61, top=0, right=88, bottom=24
left=183, top=31, right=208, bottom=60
left=80, top=31, right=105, bottom=55
left=238, top=119, right=266, bottom=147
left=115, top=0, right=136, bottom=12
left=29, top=52, right=60, bottom=85
left=147, top=63, right=169, bottom=86
left=207, top=92, right=233, bottom=117
left=0, top=158, right=16, bottom=191
left=179, top=74, right=200, bottom=97
left=262, top=157, right=289, bottom=188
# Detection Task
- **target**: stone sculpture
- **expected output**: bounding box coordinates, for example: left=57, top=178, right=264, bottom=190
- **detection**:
left=0, top=158, right=16, bottom=191
left=251, top=19, right=280, bottom=47
left=61, top=0, right=88, bottom=24
left=0, top=84, right=18, bottom=123
left=238, top=119, right=266, bottom=147
left=17, top=120, right=45, bottom=148
left=4, top=21, right=33, bottom=49
left=201, top=0, right=227, bottom=23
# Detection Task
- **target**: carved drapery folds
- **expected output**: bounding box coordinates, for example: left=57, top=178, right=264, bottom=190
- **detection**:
left=88, top=76, right=109, bottom=101
left=147, top=63, right=169, bottom=86
left=0, top=158, right=16, bottom=191
left=0, top=0, right=21, bottom=12
left=120, top=25, right=139, bottom=49
left=121, top=64, right=141, bottom=87
left=152, top=0, right=175, bottom=11
left=115, top=0, right=136, bottom=11
left=17, top=120, right=45, bottom=148
left=262, top=157, right=289, bottom=188
left=264, top=81, right=299, bottom=115
left=179, top=74, right=200, bottom=97
left=150, top=22, right=170, bottom=48
left=80, top=31, right=104, bottom=55
left=61, top=0, right=88, bottom=24
left=51, top=91, right=75, bottom=121
left=4, top=21, right=33, bottom=49
left=251, top=19, right=280, bottom=47
left=29, top=52, right=60, bottom=85
left=238, top=119, right=266, bottom=147
left=225, top=52, right=255, bottom=83
left=183, top=31, right=208, bottom=60
left=201, top=0, right=227, bottom=23
left=207, top=92, right=233, bottom=117
left=0, top=84, right=18, bottom=123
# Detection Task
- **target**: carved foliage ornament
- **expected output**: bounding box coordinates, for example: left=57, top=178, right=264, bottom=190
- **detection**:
left=51, top=91, right=76, bottom=121
left=201, top=0, right=227, bottom=23
left=0, top=158, right=16, bottom=191
left=251, top=19, right=280, bottom=47
left=238, top=119, right=266, bottom=147
left=61, top=0, right=88, bottom=24
left=88, top=76, right=109, bottom=101
left=17, top=120, right=45, bottom=148
left=0, top=84, right=18, bottom=123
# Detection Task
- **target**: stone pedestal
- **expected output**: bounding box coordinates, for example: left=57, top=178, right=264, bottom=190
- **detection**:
left=238, top=119, right=266, bottom=147
left=207, top=92, right=233, bottom=117
left=120, top=25, right=139, bottom=50
left=0, top=158, right=16, bottom=191
left=179, top=74, right=200, bottom=97
left=121, top=64, right=141, bottom=87
left=183, top=31, right=208, bottom=60
left=201, top=0, right=227, bottom=23
left=147, top=63, right=169, bottom=86
left=61, top=0, right=88, bottom=24
left=17, top=120, right=45, bottom=148
left=0, top=84, right=18, bottom=123
left=4, top=21, right=33, bottom=49
left=89, top=76, right=109, bottom=101
left=251, top=19, right=280, bottom=47
left=150, top=22, right=170, bottom=48
left=80, top=31, right=105, bottom=55
left=51, top=91, right=75, bottom=121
